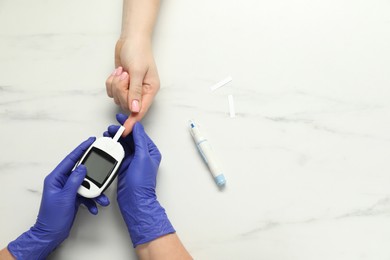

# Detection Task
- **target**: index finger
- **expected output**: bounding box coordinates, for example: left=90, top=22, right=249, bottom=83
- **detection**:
left=122, top=92, right=155, bottom=136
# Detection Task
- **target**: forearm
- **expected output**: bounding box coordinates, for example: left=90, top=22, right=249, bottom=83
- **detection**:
left=121, top=0, right=160, bottom=42
left=0, top=248, right=15, bottom=260
left=135, top=233, right=192, bottom=260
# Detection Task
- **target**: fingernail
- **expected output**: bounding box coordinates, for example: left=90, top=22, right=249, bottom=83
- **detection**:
left=111, top=69, right=117, bottom=76
left=115, top=67, right=123, bottom=75
left=131, top=100, right=140, bottom=112
left=120, top=72, right=128, bottom=81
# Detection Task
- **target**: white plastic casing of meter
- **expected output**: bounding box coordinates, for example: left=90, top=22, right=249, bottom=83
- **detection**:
left=77, top=127, right=125, bottom=198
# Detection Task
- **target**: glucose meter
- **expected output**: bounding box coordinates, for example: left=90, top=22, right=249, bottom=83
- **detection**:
left=77, top=126, right=125, bottom=198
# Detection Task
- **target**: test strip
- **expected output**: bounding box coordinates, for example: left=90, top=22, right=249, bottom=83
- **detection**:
left=228, top=95, right=235, bottom=118
left=209, top=76, right=233, bottom=91
left=112, top=126, right=125, bottom=142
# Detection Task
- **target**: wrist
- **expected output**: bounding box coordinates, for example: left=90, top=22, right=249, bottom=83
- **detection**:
left=120, top=31, right=153, bottom=44
left=8, top=227, right=61, bottom=259
left=120, top=198, right=175, bottom=247
left=117, top=34, right=152, bottom=50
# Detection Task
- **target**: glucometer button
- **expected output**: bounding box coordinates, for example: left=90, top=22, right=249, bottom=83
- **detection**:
left=82, top=180, right=90, bottom=189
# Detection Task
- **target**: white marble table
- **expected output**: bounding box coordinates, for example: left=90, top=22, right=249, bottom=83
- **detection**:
left=1, top=0, right=390, bottom=259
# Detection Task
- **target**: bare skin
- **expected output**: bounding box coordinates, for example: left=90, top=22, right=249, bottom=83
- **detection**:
left=106, top=0, right=161, bottom=136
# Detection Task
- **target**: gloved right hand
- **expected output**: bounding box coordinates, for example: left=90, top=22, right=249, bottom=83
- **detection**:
left=104, top=114, right=175, bottom=247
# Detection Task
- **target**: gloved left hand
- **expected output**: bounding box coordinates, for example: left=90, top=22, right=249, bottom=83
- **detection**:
left=104, top=114, right=175, bottom=247
left=8, top=137, right=110, bottom=260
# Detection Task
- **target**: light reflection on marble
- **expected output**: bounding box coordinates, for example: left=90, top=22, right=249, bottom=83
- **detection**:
left=1, top=0, right=390, bottom=259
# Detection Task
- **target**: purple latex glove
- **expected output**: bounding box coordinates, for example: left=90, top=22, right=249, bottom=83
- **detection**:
left=104, top=114, right=175, bottom=247
left=8, top=137, right=110, bottom=259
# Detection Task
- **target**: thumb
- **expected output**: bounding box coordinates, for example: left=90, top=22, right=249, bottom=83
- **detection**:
left=128, top=71, right=144, bottom=113
left=63, top=165, right=87, bottom=195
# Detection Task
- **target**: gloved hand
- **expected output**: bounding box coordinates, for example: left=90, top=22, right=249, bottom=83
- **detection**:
left=104, top=114, right=175, bottom=247
left=8, top=137, right=110, bottom=260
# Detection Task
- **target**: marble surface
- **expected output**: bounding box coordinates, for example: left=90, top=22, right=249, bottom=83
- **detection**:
left=1, top=0, right=390, bottom=259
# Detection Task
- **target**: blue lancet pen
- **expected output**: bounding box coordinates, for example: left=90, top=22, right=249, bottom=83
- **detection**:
left=189, top=120, right=226, bottom=187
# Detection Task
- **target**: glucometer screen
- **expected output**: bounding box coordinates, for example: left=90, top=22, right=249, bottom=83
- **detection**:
left=81, top=147, right=117, bottom=187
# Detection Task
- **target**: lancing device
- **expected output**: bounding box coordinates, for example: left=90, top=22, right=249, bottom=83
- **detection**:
left=189, top=120, right=226, bottom=187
